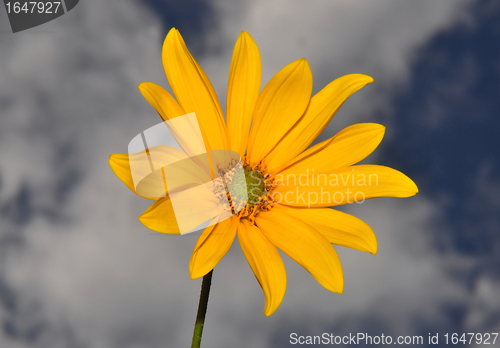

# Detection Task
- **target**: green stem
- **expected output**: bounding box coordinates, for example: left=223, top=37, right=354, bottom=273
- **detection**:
left=191, top=270, right=213, bottom=348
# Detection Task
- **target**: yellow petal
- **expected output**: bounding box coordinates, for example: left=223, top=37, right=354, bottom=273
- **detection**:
left=279, top=136, right=331, bottom=171
left=109, top=145, right=206, bottom=200
left=138, top=82, right=185, bottom=121
left=279, top=123, right=385, bottom=176
left=189, top=216, right=238, bottom=279
left=226, top=31, right=261, bottom=158
left=138, top=84, right=213, bottom=162
left=256, top=209, right=343, bottom=293
left=162, top=28, right=227, bottom=151
left=138, top=197, right=180, bottom=234
left=109, top=153, right=154, bottom=199
left=266, top=74, right=374, bottom=173
left=273, top=205, right=377, bottom=255
left=139, top=185, right=227, bottom=235
left=274, top=165, right=419, bottom=207
left=237, top=220, right=286, bottom=316
left=109, top=149, right=182, bottom=200
left=247, top=58, right=313, bottom=164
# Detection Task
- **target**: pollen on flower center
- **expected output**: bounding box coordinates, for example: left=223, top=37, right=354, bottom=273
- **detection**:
left=215, top=157, right=278, bottom=224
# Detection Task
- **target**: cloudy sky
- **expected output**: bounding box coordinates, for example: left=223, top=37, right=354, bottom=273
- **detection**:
left=0, top=0, right=499, bottom=347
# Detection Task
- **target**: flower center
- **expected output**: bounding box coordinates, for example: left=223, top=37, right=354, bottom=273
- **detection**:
left=216, top=157, right=278, bottom=224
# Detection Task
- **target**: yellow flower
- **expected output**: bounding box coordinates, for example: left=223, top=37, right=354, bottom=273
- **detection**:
left=109, top=28, right=418, bottom=316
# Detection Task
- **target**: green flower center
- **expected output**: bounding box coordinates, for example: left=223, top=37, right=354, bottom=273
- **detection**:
left=226, top=165, right=266, bottom=210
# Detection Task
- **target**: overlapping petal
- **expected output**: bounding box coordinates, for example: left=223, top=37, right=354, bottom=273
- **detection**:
left=189, top=216, right=238, bottom=279
left=273, top=205, right=377, bottom=254
left=109, top=145, right=190, bottom=200
left=275, top=165, right=418, bottom=207
left=226, top=31, right=261, bottom=158
left=138, top=82, right=185, bottom=121
left=256, top=209, right=343, bottom=293
left=247, top=58, right=312, bottom=164
left=138, top=197, right=180, bottom=234
left=279, top=123, right=385, bottom=176
left=162, top=28, right=228, bottom=151
left=139, top=182, right=229, bottom=235
left=237, top=220, right=286, bottom=316
left=109, top=153, right=155, bottom=199
left=266, top=74, right=374, bottom=173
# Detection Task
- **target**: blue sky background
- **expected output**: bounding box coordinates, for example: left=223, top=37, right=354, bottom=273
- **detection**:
left=388, top=0, right=500, bottom=256
left=0, top=0, right=499, bottom=347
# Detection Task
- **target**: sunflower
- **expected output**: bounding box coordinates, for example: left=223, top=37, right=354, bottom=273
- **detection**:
left=109, top=28, right=418, bottom=316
